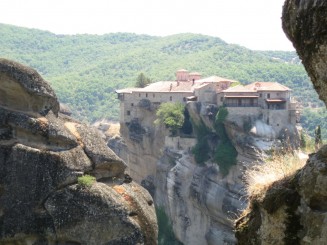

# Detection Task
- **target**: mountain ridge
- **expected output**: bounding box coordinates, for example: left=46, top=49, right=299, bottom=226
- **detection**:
left=0, top=23, right=322, bottom=126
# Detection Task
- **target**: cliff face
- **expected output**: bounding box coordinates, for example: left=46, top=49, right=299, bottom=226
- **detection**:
left=282, top=0, right=327, bottom=106
left=234, top=1, right=327, bottom=244
left=109, top=100, right=290, bottom=245
left=0, top=59, right=157, bottom=245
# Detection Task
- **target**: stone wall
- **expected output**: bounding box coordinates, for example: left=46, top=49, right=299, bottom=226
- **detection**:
left=164, top=136, right=196, bottom=152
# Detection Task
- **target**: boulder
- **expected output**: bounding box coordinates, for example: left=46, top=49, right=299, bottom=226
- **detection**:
left=0, top=59, right=157, bottom=245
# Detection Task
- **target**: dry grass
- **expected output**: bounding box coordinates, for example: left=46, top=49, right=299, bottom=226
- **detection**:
left=105, top=123, right=120, bottom=138
left=244, top=150, right=307, bottom=200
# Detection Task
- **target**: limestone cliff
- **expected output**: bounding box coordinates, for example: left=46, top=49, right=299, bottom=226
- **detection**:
left=0, top=59, right=157, bottom=245
left=108, top=99, right=295, bottom=244
left=235, top=1, right=327, bottom=244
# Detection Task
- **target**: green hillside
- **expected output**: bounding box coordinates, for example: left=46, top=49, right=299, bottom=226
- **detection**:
left=0, top=23, right=324, bottom=136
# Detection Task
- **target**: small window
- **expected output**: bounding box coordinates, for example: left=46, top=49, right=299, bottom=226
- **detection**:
left=220, top=97, right=223, bottom=102
left=131, top=103, right=134, bottom=106
left=170, top=96, right=172, bottom=101
left=267, top=93, right=270, bottom=99
left=260, top=93, right=262, bottom=98
left=127, top=110, right=131, bottom=116
left=153, top=93, right=155, bottom=98
left=277, top=123, right=279, bottom=126
left=146, top=93, right=148, bottom=98
left=139, top=93, right=141, bottom=97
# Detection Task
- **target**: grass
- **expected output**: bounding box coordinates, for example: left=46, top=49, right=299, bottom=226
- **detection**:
left=244, top=150, right=307, bottom=200
left=77, top=174, right=96, bottom=188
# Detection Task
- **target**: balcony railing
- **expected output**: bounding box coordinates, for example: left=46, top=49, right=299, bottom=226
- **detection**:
left=225, top=103, right=259, bottom=107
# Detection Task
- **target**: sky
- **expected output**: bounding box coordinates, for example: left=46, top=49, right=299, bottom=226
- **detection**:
left=0, top=0, right=294, bottom=51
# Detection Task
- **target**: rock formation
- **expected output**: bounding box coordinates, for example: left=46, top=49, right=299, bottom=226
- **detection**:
left=0, top=58, right=157, bottom=245
left=108, top=99, right=292, bottom=244
left=235, top=1, right=327, bottom=244
left=282, top=0, right=327, bottom=106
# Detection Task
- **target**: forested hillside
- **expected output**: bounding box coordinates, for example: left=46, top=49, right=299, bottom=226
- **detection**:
left=0, top=23, right=325, bottom=138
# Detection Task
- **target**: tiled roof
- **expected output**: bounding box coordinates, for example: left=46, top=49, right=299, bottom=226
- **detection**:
left=245, top=82, right=291, bottom=91
left=195, top=76, right=236, bottom=84
left=132, top=81, right=195, bottom=93
left=222, top=85, right=255, bottom=93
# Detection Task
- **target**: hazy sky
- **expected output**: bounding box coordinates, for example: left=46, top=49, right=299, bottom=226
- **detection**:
left=0, top=0, right=294, bottom=51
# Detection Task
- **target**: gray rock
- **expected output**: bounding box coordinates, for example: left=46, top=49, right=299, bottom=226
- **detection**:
left=0, top=59, right=157, bottom=245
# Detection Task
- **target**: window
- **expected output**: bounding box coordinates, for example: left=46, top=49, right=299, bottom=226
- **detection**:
left=170, top=96, right=172, bottom=101
left=153, top=93, right=155, bottom=98
left=139, top=93, right=141, bottom=97
left=131, top=103, right=134, bottom=106
left=127, top=110, right=131, bottom=116
left=267, top=93, right=270, bottom=99
left=220, top=97, right=223, bottom=102
left=260, top=93, right=262, bottom=98
left=146, top=93, right=148, bottom=98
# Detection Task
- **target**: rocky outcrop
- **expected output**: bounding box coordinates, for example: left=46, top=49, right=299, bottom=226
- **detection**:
left=235, top=146, right=327, bottom=244
left=0, top=59, right=157, bottom=245
left=109, top=100, right=287, bottom=245
left=234, top=2, right=327, bottom=244
left=282, top=0, right=327, bottom=106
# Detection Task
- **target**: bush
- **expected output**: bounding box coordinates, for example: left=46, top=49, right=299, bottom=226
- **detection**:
left=192, top=120, right=210, bottom=165
left=214, top=141, right=238, bottom=176
left=156, top=207, right=182, bottom=245
left=77, top=174, right=96, bottom=188
left=155, top=102, right=185, bottom=136
left=213, top=107, right=238, bottom=176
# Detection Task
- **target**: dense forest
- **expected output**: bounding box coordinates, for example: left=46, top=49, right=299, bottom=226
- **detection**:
left=0, top=23, right=325, bottom=138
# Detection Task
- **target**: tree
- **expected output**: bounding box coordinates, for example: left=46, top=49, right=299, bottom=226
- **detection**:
left=315, top=125, right=322, bottom=150
left=155, top=102, right=185, bottom=136
left=135, top=72, right=151, bottom=88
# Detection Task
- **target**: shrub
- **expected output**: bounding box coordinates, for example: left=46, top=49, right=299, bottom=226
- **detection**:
left=192, top=120, right=210, bottom=165
left=214, top=141, right=238, bottom=176
left=213, top=107, right=238, bottom=176
left=156, top=207, right=182, bottom=245
left=155, top=102, right=185, bottom=136
left=215, top=106, right=228, bottom=124
left=180, top=108, right=193, bottom=135
left=77, top=174, right=96, bottom=188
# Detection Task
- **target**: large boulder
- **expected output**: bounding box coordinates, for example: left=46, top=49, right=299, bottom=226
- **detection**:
left=282, top=0, right=327, bottom=106
left=0, top=59, right=157, bottom=245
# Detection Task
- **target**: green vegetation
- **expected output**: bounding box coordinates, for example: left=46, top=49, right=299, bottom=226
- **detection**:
left=214, top=107, right=238, bottom=176
left=192, top=121, right=210, bottom=165
left=155, top=102, right=185, bottom=136
left=156, top=207, right=182, bottom=245
left=301, top=108, right=327, bottom=141
left=135, top=72, right=151, bottom=88
left=0, top=23, right=323, bottom=126
left=77, top=174, right=96, bottom=188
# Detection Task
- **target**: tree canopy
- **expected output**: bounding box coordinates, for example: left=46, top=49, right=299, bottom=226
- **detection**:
left=155, top=102, right=185, bottom=135
left=135, top=72, right=151, bottom=88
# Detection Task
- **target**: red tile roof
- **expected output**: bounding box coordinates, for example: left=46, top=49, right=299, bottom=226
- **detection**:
left=245, top=82, right=291, bottom=91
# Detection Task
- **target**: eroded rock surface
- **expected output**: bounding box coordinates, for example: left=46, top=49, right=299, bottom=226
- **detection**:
left=0, top=58, right=157, bottom=245
left=282, top=0, right=327, bottom=106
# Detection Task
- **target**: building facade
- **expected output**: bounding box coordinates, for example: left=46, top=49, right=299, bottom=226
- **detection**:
left=116, top=70, right=298, bottom=135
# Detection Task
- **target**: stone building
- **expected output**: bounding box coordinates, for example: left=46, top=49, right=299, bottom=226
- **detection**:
left=116, top=69, right=235, bottom=123
left=116, top=70, right=298, bottom=136
left=217, top=82, right=298, bottom=134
